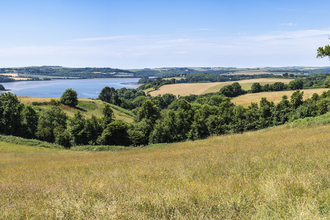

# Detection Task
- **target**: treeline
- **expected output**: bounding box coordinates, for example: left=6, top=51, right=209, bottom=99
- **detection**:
left=0, top=75, right=14, bottom=83
left=1, top=84, right=330, bottom=148
left=137, top=74, right=279, bottom=91
left=0, top=67, right=134, bottom=79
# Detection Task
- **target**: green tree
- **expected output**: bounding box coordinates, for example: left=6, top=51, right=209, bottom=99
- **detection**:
left=251, top=82, right=262, bottom=93
left=85, top=115, right=102, bottom=145
left=102, top=103, right=114, bottom=129
left=289, top=79, right=304, bottom=90
left=99, top=86, right=118, bottom=104
left=137, top=100, right=161, bottom=124
left=97, top=120, right=131, bottom=146
left=0, top=92, right=24, bottom=136
left=60, top=88, right=78, bottom=107
left=68, top=111, right=87, bottom=145
left=291, top=90, right=304, bottom=109
left=317, top=38, right=330, bottom=59
left=35, top=106, right=68, bottom=143
left=21, top=104, right=39, bottom=138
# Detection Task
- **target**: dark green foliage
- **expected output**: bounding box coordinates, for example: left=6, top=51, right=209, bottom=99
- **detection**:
left=251, top=83, right=262, bottom=93
left=68, top=111, right=87, bottom=145
left=97, top=120, right=131, bottom=146
left=137, top=100, right=161, bottom=124
left=99, top=86, right=118, bottom=104
left=290, top=90, right=304, bottom=109
left=271, top=95, right=291, bottom=126
left=289, top=79, right=304, bottom=90
left=21, top=105, right=39, bottom=138
left=0, top=93, right=24, bottom=136
left=35, top=106, right=68, bottom=143
left=0, top=76, right=15, bottom=82
left=271, top=82, right=287, bottom=91
left=317, top=43, right=330, bottom=59
left=128, top=119, right=153, bottom=146
left=219, top=82, right=245, bottom=97
left=85, top=115, right=102, bottom=145
left=102, top=104, right=114, bottom=129
left=60, top=88, right=78, bottom=107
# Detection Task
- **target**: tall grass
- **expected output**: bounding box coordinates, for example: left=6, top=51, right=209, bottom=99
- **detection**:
left=2, top=124, right=330, bottom=218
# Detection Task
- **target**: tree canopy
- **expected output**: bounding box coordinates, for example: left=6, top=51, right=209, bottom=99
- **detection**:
left=60, top=88, right=78, bottom=107
left=317, top=38, right=330, bottom=60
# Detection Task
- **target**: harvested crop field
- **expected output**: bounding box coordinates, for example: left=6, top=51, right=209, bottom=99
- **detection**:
left=149, top=78, right=292, bottom=97
left=0, top=73, right=29, bottom=81
left=232, top=88, right=329, bottom=107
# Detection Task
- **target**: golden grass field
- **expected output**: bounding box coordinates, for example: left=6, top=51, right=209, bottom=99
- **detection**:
left=18, top=97, right=134, bottom=122
left=2, top=123, right=330, bottom=218
left=149, top=78, right=292, bottom=97
left=0, top=73, right=29, bottom=81
left=232, top=88, right=329, bottom=107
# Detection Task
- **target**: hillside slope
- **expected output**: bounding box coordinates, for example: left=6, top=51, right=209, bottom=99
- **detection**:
left=2, top=121, right=330, bottom=218
left=18, top=97, right=135, bottom=122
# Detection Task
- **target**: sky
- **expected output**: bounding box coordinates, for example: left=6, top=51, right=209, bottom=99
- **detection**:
left=0, top=0, right=330, bottom=69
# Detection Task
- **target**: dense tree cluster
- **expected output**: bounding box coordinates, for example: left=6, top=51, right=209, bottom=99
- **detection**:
left=0, top=75, right=14, bottom=83
left=250, top=79, right=303, bottom=93
left=1, top=83, right=330, bottom=148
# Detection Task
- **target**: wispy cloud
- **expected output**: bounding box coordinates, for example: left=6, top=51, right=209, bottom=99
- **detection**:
left=73, top=35, right=135, bottom=42
left=1, top=28, right=330, bottom=68
left=279, top=23, right=297, bottom=26
left=253, top=29, right=330, bottom=41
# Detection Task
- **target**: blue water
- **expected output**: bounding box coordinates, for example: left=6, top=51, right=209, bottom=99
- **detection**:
left=1, top=78, right=140, bottom=98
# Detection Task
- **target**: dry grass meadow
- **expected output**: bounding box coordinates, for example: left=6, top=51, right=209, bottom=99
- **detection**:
left=232, top=88, right=329, bottom=107
left=2, top=123, right=330, bottom=218
left=149, top=78, right=292, bottom=97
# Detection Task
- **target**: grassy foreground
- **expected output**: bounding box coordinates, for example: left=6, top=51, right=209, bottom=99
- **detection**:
left=2, top=123, right=330, bottom=218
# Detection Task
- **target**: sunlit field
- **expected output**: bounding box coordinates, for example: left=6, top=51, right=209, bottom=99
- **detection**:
left=17, top=97, right=134, bottom=122
left=232, top=88, right=329, bottom=107
left=149, top=78, right=292, bottom=97
left=2, top=122, right=330, bottom=219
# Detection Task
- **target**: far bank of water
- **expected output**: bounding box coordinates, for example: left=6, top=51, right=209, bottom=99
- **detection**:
left=1, top=78, right=140, bottom=98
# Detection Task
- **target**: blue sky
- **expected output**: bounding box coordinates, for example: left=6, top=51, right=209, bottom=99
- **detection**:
left=1, top=0, right=330, bottom=69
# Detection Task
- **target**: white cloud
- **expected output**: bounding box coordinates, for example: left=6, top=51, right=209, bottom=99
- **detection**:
left=1, top=28, right=330, bottom=68
left=279, top=23, right=297, bottom=26
left=73, top=35, right=135, bottom=42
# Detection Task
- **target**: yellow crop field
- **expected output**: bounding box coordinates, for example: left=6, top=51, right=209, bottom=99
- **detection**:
left=0, top=73, right=29, bottom=81
left=2, top=123, right=330, bottom=218
left=149, top=78, right=292, bottom=97
left=232, top=88, right=329, bottom=107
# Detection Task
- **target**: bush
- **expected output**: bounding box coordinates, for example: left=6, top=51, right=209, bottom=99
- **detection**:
left=60, top=88, right=78, bottom=107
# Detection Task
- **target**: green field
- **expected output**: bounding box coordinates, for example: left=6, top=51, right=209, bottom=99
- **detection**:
left=18, top=97, right=135, bottom=123
left=2, top=117, right=330, bottom=218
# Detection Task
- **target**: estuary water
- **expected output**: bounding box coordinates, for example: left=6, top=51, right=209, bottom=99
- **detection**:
left=0, top=78, right=140, bottom=98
